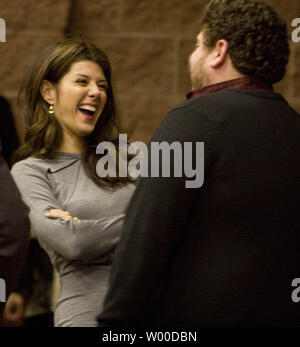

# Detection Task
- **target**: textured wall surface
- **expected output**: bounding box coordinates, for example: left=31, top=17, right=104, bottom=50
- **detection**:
left=0, top=0, right=299, bottom=143
left=0, top=0, right=71, bottom=139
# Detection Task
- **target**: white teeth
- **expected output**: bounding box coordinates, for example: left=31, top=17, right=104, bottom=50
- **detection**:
left=79, top=105, right=96, bottom=113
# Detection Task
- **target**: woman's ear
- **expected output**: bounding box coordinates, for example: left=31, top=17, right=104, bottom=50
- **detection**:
left=40, top=80, right=56, bottom=104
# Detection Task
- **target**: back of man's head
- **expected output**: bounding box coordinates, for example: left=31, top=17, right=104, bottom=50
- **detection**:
left=200, top=0, right=290, bottom=84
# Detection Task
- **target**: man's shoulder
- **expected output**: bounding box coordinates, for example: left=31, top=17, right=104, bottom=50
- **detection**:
left=167, top=88, right=292, bottom=124
left=151, top=88, right=297, bottom=142
left=161, top=89, right=239, bottom=126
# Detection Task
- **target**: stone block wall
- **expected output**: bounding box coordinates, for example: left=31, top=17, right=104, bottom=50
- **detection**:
left=0, top=0, right=299, bottom=143
left=0, top=0, right=71, bottom=139
left=267, top=0, right=300, bottom=115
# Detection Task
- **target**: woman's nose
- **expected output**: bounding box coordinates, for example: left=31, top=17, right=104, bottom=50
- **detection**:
left=88, top=83, right=100, bottom=97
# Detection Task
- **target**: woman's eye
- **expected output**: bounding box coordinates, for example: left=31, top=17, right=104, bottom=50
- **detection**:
left=77, top=80, right=87, bottom=84
left=98, top=84, right=108, bottom=90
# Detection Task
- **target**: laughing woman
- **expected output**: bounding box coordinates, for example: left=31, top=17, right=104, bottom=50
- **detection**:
left=11, top=38, right=135, bottom=327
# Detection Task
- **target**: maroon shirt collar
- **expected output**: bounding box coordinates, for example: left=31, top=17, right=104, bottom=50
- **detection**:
left=187, top=76, right=273, bottom=99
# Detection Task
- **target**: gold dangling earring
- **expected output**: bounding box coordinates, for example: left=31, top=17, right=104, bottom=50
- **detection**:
left=49, top=105, right=54, bottom=114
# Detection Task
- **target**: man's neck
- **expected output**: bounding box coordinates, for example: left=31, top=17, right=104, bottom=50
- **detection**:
left=187, top=76, right=273, bottom=99
left=205, top=70, right=245, bottom=88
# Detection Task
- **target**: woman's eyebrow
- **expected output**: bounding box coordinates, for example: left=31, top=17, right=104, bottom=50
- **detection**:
left=74, top=73, right=89, bottom=78
left=75, top=73, right=107, bottom=82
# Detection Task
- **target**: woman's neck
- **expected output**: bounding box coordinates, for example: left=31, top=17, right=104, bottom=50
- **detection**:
left=57, top=131, right=84, bottom=154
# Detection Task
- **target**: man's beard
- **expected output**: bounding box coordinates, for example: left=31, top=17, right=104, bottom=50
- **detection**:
left=189, top=55, right=207, bottom=90
left=191, top=73, right=205, bottom=90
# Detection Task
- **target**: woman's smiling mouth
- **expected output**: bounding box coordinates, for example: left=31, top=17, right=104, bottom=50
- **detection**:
left=78, top=104, right=97, bottom=120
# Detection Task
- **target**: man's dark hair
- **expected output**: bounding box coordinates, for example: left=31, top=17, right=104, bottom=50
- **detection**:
left=200, top=0, right=290, bottom=84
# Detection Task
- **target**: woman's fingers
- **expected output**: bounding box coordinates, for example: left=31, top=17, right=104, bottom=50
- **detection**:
left=45, top=209, right=73, bottom=220
left=46, top=213, right=72, bottom=221
left=49, top=209, right=71, bottom=215
left=45, top=212, right=57, bottom=219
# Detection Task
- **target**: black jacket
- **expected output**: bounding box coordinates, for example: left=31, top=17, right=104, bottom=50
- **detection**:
left=0, top=96, right=19, bottom=168
left=98, top=89, right=300, bottom=326
left=0, top=154, right=30, bottom=313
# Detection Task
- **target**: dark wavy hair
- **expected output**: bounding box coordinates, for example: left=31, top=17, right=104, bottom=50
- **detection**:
left=14, top=37, right=133, bottom=187
left=200, top=0, right=290, bottom=84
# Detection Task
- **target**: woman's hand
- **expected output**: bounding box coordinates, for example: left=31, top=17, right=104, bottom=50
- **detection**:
left=46, top=209, right=74, bottom=221
left=3, top=292, right=25, bottom=325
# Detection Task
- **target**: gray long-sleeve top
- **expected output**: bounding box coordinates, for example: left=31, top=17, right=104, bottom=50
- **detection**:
left=11, top=152, right=135, bottom=275
left=11, top=152, right=135, bottom=326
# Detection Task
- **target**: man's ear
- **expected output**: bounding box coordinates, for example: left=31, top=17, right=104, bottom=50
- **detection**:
left=40, top=80, right=56, bottom=104
left=209, top=39, right=229, bottom=68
